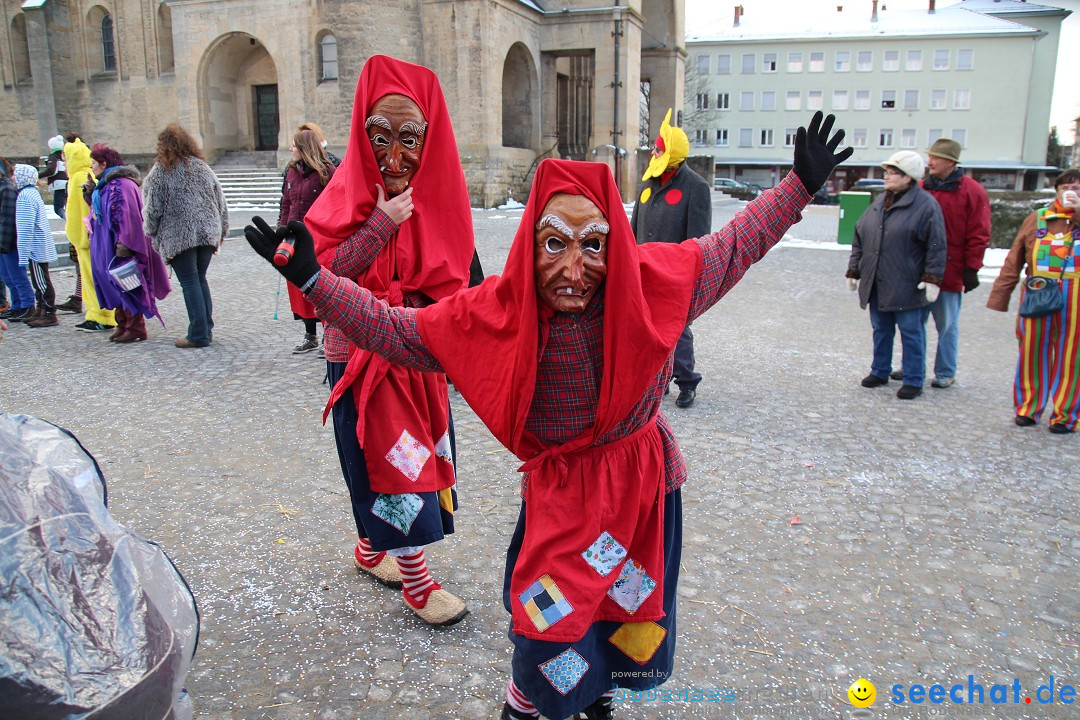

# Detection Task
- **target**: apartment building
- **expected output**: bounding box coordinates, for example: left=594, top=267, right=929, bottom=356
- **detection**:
left=684, top=0, right=1070, bottom=191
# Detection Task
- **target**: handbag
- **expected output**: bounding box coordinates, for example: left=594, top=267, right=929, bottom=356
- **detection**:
left=1019, top=275, right=1064, bottom=318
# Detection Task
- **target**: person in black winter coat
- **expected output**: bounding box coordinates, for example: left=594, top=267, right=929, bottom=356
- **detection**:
left=846, top=150, right=946, bottom=400
left=631, top=108, right=712, bottom=409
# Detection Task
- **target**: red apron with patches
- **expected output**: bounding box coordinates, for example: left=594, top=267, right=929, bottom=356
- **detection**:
left=510, top=420, right=666, bottom=642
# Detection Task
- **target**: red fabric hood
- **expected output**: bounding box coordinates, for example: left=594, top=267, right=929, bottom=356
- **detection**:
left=417, top=158, right=702, bottom=462
left=305, top=54, right=473, bottom=302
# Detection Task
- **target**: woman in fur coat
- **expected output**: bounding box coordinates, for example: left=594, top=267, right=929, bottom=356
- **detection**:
left=142, top=124, right=229, bottom=348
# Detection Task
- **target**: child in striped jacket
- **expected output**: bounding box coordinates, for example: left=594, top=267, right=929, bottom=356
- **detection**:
left=14, top=163, right=58, bottom=327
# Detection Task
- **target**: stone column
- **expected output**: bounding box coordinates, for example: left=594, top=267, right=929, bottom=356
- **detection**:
left=23, top=5, right=59, bottom=149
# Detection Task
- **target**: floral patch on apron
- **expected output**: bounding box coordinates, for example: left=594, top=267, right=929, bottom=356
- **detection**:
left=385, top=429, right=431, bottom=482
left=581, top=531, right=627, bottom=577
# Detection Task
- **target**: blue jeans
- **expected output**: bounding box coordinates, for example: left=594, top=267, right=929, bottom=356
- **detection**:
left=171, top=245, right=215, bottom=345
left=926, top=290, right=961, bottom=380
left=869, top=291, right=926, bottom=386
left=0, top=251, right=34, bottom=310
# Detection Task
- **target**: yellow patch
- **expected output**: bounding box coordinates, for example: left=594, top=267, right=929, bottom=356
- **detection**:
left=438, top=487, right=454, bottom=515
left=608, top=621, right=667, bottom=665
left=640, top=187, right=652, bottom=204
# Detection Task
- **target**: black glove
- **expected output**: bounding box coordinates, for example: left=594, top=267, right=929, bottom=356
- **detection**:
left=244, top=216, right=322, bottom=290
left=963, top=267, right=980, bottom=293
left=793, top=111, right=854, bottom=195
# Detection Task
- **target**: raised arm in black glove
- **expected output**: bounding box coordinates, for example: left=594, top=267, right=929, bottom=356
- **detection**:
left=244, top=217, right=322, bottom=291
left=792, top=111, right=854, bottom=195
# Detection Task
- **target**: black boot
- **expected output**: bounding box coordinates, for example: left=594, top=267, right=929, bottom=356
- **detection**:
left=500, top=702, right=538, bottom=719
left=579, top=696, right=615, bottom=719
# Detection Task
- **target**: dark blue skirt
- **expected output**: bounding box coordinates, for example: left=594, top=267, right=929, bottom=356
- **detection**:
left=503, top=489, right=682, bottom=719
left=328, top=361, right=457, bottom=552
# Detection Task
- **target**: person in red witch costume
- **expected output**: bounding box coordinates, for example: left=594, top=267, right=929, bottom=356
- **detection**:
left=254, top=55, right=475, bottom=626
left=247, top=112, right=850, bottom=718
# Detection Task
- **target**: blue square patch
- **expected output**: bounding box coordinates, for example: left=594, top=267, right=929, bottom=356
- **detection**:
left=581, top=531, right=627, bottom=577
left=607, top=557, right=657, bottom=615
left=370, top=493, right=424, bottom=535
left=538, top=648, right=590, bottom=695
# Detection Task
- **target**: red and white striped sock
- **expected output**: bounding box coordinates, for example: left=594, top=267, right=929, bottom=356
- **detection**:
left=354, top=537, right=384, bottom=568
left=598, top=687, right=617, bottom=704
left=396, top=549, right=440, bottom=607
left=505, top=679, right=540, bottom=718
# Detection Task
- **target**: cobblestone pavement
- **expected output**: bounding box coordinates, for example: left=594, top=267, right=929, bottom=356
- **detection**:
left=1, top=193, right=1076, bottom=720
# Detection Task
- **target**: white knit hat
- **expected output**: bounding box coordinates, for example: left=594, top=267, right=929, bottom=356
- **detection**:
left=47, top=135, right=64, bottom=151
left=881, top=150, right=925, bottom=181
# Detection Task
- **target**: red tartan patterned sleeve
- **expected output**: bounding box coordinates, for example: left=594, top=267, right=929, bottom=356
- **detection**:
left=328, top=207, right=397, bottom=278
left=689, top=171, right=812, bottom=320
left=306, top=270, right=443, bottom=372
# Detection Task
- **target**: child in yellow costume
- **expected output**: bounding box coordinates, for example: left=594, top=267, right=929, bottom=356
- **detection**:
left=64, top=139, right=115, bottom=331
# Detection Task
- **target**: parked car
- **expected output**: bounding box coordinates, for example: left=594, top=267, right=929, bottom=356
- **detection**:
left=714, top=177, right=761, bottom=198
left=850, top=178, right=885, bottom=190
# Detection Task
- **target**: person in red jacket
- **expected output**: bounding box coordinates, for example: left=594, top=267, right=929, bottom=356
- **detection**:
left=917, top=138, right=990, bottom=388
left=278, top=127, right=336, bottom=353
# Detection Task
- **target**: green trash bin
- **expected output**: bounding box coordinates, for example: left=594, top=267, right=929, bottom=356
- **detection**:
left=838, top=191, right=872, bottom=245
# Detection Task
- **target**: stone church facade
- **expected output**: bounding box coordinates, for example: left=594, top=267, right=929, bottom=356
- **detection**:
left=1, top=0, right=685, bottom=204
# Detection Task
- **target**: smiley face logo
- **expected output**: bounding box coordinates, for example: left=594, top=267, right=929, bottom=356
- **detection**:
left=848, top=678, right=876, bottom=708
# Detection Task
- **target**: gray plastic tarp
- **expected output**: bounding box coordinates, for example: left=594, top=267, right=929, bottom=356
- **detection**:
left=0, top=414, right=198, bottom=719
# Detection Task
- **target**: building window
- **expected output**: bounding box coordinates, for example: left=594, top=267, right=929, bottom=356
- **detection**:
left=739, top=128, right=753, bottom=148
left=835, top=51, right=851, bottom=72
left=807, top=91, right=823, bottom=110
left=716, top=128, right=729, bottom=146
left=696, top=93, right=710, bottom=110
left=762, top=53, right=777, bottom=73
left=717, top=54, right=731, bottom=74
left=883, top=50, right=899, bottom=72
left=320, top=33, right=338, bottom=81
left=761, top=91, right=776, bottom=111
left=954, top=89, right=971, bottom=110
left=906, top=50, right=922, bottom=71
left=933, top=49, right=949, bottom=70
left=854, top=90, right=870, bottom=110
left=903, top=90, right=919, bottom=110
left=742, top=53, right=755, bottom=74
left=102, top=15, right=117, bottom=72
left=881, top=90, right=896, bottom=110
left=740, top=91, right=754, bottom=111
left=760, top=129, right=774, bottom=147
left=928, top=128, right=944, bottom=144
left=696, top=55, right=711, bottom=74
left=856, top=51, right=872, bottom=72
left=853, top=128, right=868, bottom=148
left=930, top=89, right=946, bottom=110
left=808, top=51, right=824, bottom=72
left=956, top=49, right=974, bottom=70
left=717, top=92, right=730, bottom=110
left=785, top=91, right=801, bottom=111
left=900, top=128, right=917, bottom=148
left=879, top=128, right=894, bottom=147
left=784, top=128, right=798, bottom=148
left=787, top=52, right=802, bottom=72
left=693, top=129, right=708, bottom=145
left=10, top=14, right=31, bottom=82
left=832, top=90, right=849, bottom=111
left=952, top=129, right=967, bottom=146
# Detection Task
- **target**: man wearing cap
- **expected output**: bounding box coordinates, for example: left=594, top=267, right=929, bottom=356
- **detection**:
left=631, top=108, right=712, bottom=409
left=916, top=137, right=990, bottom=388
left=846, top=150, right=946, bottom=399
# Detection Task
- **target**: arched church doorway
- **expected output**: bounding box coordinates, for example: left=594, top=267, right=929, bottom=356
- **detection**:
left=197, top=33, right=279, bottom=158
